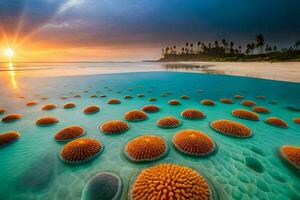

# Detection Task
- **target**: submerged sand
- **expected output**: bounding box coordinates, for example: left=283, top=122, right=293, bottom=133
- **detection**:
left=166, top=62, right=300, bottom=83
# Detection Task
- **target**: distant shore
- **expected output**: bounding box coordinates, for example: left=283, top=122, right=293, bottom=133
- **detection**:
left=160, top=61, right=300, bottom=83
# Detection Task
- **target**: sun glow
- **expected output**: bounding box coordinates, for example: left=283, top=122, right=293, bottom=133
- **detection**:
left=4, top=48, right=15, bottom=58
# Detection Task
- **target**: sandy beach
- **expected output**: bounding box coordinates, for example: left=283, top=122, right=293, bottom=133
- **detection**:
left=168, top=61, right=300, bottom=83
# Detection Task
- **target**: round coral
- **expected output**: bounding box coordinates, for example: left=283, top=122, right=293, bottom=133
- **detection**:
left=84, top=105, right=100, bottom=114
left=233, top=95, right=243, bottom=99
left=231, top=109, right=260, bottom=121
left=54, top=125, right=85, bottom=142
left=124, top=135, right=168, bottom=162
left=63, top=102, right=76, bottom=109
left=157, top=116, right=181, bottom=128
left=279, top=145, right=300, bottom=170
left=41, top=104, right=57, bottom=111
left=107, top=99, right=121, bottom=104
left=210, top=119, right=252, bottom=138
left=36, top=116, right=59, bottom=126
left=130, top=163, right=212, bottom=200
left=172, top=130, right=215, bottom=156
left=219, top=98, right=234, bottom=104
left=180, top=95, right=190, bottom=99
left=1, top=114, right=22, bottom=123
left=251, top=106, right=270, bottom=114
left=168, top=100, right=181, bottom=105
left=181, top=109, right=206, bottom=120
left=124, top=110, right=148, bottom=121
left=293, top=118, right=300, bottom=124
left=141, top=105, right=160, bottom=113
left=60, top=138, right=103, bottom=164
left=100, top=120, right=129, bottom=135
left=265, top=117, right=288, bottom=128
left=0, top=132, right=20, bottom=147
left=241, top=100, right=256, bottom=107
left=201, top=99, right=215, bottom=106
left=26, top=101, right=38, bottom=106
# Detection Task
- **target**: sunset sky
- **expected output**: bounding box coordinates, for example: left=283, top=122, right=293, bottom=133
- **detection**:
left=0, top=0, right=299, bottom=62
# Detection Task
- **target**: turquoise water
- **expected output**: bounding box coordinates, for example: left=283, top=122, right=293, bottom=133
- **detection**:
left=0, top=71, right=300, bottom=200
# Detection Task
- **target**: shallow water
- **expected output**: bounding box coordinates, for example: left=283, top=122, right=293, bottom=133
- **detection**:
left=0, top=71, right=300, bottom=200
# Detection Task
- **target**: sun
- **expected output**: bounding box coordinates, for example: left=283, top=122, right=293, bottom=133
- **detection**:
left=4, top=48, right=15, bottom=58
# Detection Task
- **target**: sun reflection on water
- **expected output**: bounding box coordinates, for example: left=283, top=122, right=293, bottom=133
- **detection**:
left=8, top=62, right=18, bottom=89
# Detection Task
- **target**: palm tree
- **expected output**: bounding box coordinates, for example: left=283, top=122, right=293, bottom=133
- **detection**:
left=222, top=39, right=228, bottom=53
left=230, top=41, right=234, bottom=53
left=294, top=41, right=300, bottom=50
left=238, top=46, right=242, bottom=54
left=173, top=45, right=177, bottom=54
left=256, top=34, right=265, bottom=54
left=208, top=43, right=212, bottom=49
left=273, top=46, right=277, bottom=52
left=190, top=43, right=194, bottom=54
left=181, top=47, right=185, bottom=54
left=185, top=43, right=189, bottom=54
left=214, top=41, right=219, bottom=48
left=197, top=41, right=201, bottom=53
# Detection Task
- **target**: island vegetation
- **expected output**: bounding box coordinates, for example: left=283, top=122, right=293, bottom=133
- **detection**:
left=159, top=34, right=300, bottom=62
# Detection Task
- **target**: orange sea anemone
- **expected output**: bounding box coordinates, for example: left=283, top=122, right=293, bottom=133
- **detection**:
left=210, top=119, right=252, bottom=138
left=41, top=104, right=57, bottom=111
left=201, top=99, right=215, bottom=106
left=124, top=95, right=133, bottom=99
left=265, top=117, right=288, bottom=128
left=157, top=116, right=181, bottom=128
left=124, top=110, right=148, bottom=121
left=1, top=114, right=22, bottom=123
left=107, top=99, right=121, bottom=104
left=180, top=95, right=190, bottom=99
left=231, top=109, right=260, bottom=121
left=172, top=129, right=215, bottom=156
left=148, top=98, right=157, bottom=101
left=293, top=118, right=300, bottom=124
left=124, top=135, right=168, bottom=162
left=181, top=109, right=206, bottom=120
left=252, top=106, right=270, bottom=114
left=63, top=102, right=76, bottom=109
left=219, top=98, right=234, bottom=104
left=279, top=145, right=300, bottom=170
left=130, top=163, right=212, bottom=200
left=26, top=101, right=38, bottom=107
left=36, top=116, right=59, bottom=126
left=0, top=108, right=7, bottom=114
left=100, top=120, right=129, bottom=135
left=54, top=125, right=85, bottom=142
left=84, top=105, right=100, bottom=114
left=0, top=132, right=20, bottom=147
left=60, top=138, right=103, bottom=164
left=241, top=100, right=256, bottom=107
left=233, top=95, right=243, bottom=99
left=141, top=105, right=160, bottom=113
left=168, top=100, right=181, bottom=105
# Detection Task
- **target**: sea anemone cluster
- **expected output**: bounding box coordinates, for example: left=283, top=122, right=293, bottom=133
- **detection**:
left=130, top=163, right=212, bottom=200
left=124, top=95, right=133, bottom=99
left=26, top=101, right=38, bottom=107
left=219, top=98, right=234, bottom=104
left=107, top=99, right=121, bottom=104
left=157, top=116, right=180, bottom=128
left=201, top=99, right=215, bottom=106
left=252, top=106, right=270, bottom=114
left=279, top=145, right=300, bottom=171
left=210, top=119, right=252, bottom=138
left=148, top=98, right=157, bottom=101
left=265, top=117, right=288, bottom=128
left=0, top=132, right=20, bottom=147
left=41, top=104, right=57, bottom=111
left=124, top=135, right=167, bottom=162
left=63, top=102, right=76, bottom=109
left=124, top=110, right=148, bottom=121
left=83, top=105, right=100, bottom=114
left=168, top=100, right=181, bottom=105
left=141, top=105, right=160, bottom=113
left=36, top=116, right=59, bottom=126
left=54, top=125, right=85, bottom=142
left=172, top=129, right=215, bottom=156
left=60, top=138, right=103, bottom=164
left=231, top=109, right=260, bottom=121
left=1, top=114, right=22, bottom=123
left=181, top=109, right=205, bottom=120
left=0, top=108, right=6, bottom=114
left=233, top=95, right=243, bottom=99
left=100, top=120, right=129, bottom=135
left=241, top=100, right=256, bottom=107
left=293, top=118, right=300, bottom=124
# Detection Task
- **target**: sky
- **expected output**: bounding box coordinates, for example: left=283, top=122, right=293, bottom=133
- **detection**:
left=0, top=0, right=299, bottom=62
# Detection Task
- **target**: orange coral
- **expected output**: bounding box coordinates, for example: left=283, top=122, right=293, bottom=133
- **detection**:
left=54, top=125, right=85, bottom=142
left=241, top=100, right=256, bottom=107
left=125, top=135, right=167, bottom=162
left=26, top=101, right=38, bottom=106
left=107, top=99, right=121, bottom=104
left=173, top=130, right=215, bottom=156
left=210, top=119, right=252, bottom=138
left=41, top=104, right=57, bottom=111
left=201, top=99, right=215, bottom=106
left=141, top=105, right=160, bottom=113
left=84, top=105, right=100, bottom=114
left=0, top=132, right=20, bottom=146
left=157, top=116, right=180, bottom=128
left=124, top=110, right=148, bottom=121
left=1, top=114, right=22, bottom=123
left=252, top=106, right=270, bottom=114
left=233, top=95, right=243, bottom=99
left=219, top=98, right=234, bottom=104
left=231, top=109, right=260, bottom=121
left=168, top=100, right=181, bottom=105
left=36, top=116, right=59, bottom=126
left=124, top=95, right=133, bottom=99
left=265, top=117, right=288, bottom=128
left=130, top=163, right=211, bottom=200
left=100, top=120, right=129, bottom=135
left=279, top=145, right=300, bottom=169
left=293, top=118, right=300, bottom=124
left=63, top=102, right=76, bottom=109
left=60, top=138, right=103, bottom=164
left=181, top=109, right=205, bottom=120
